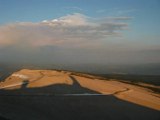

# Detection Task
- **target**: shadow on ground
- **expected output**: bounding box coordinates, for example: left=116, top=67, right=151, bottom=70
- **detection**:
left=0, top=115, right=10, bottom=120
left=0, top=76, right=99, bottom=95
left=0, top=77, right=160, bottom=120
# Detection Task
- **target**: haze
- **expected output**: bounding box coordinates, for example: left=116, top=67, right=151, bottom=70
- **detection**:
left=0, top=0, right=160, bottom=67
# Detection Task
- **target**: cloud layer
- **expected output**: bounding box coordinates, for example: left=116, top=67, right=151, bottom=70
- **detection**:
left=0, top=13, right=159, bottom=65
left=0, top=13, right=129, bottom=47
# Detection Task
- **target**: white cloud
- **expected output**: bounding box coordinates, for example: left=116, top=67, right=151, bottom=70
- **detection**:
left=42, top=13, right=88, bottom=26
left=0, top=14, right=160, bottom=65
left=0, top=13, right=131, bottom=47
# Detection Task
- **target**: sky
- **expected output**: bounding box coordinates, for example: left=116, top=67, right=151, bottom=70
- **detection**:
left=0, top=0, right=160, bottom=65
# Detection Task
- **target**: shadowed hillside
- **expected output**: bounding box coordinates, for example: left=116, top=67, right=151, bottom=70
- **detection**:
left=0, top=69, right=160, bottom=120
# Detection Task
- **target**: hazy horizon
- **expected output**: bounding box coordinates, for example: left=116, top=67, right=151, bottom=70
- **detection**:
left=0, top=0, right=160, bottom=68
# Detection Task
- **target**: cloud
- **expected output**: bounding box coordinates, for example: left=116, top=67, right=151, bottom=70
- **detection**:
left=42, top=13, right=88, bottom=26
left=105, top=17, right=133, bottom=21
left=3, top=13, right=155, bottom=65
left=0, top=13, right=131, bottom=47
left=0, top=13, right=159, bottom=65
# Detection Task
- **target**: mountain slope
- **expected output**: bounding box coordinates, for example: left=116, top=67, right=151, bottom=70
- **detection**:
left=0, top=69, right=160, bottom=120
